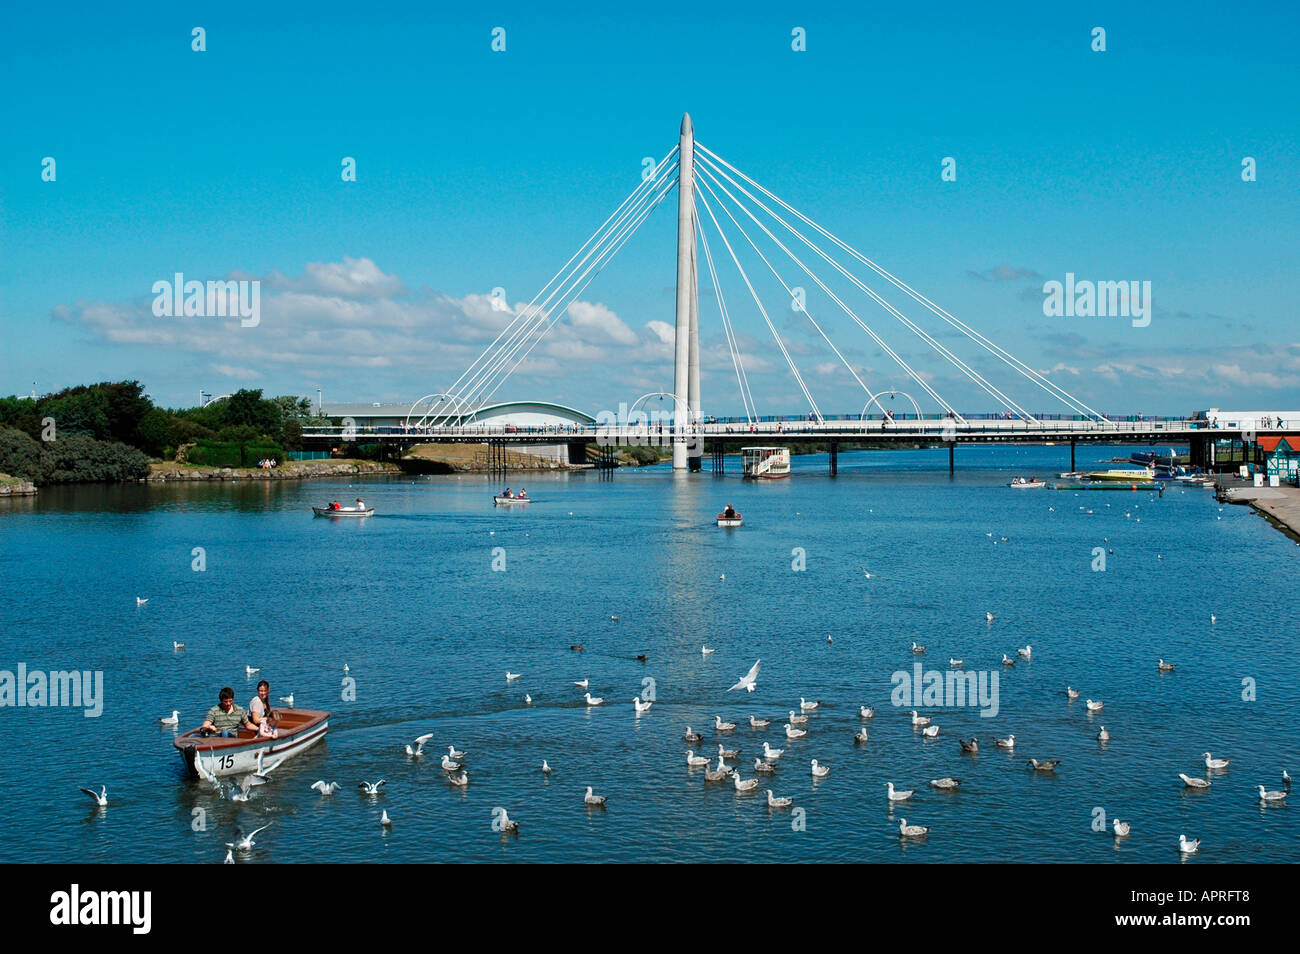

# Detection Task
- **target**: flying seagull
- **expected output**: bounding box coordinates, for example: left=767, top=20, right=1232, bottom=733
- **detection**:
left=79, top=785, right=108, bottom=807
left=728, top=659, right=761, bottom=693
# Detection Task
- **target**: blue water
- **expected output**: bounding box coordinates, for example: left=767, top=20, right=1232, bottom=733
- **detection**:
left=0, top=445, right=1295, bottom=863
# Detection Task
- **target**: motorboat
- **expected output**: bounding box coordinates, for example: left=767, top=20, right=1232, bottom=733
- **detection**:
left=1008, top=476, right=1045, bottom=489
left=1086, top=468, right=1156, bottom=482
left=175, top=708, right=330, bottom=779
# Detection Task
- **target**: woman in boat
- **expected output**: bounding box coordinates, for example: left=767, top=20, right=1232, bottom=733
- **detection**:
left=517, top=488, right=527, bottom=499
left=354, top=497, right=365, bottom=510
left=248, top=680, right=279, bottom=738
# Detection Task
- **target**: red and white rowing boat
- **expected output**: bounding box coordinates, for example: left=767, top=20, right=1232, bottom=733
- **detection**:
left=174, top=708, right=330, bottom=778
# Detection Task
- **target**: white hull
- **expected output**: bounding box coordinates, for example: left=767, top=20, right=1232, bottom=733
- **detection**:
left=313, top=507, right=373, bottom=517
left=493, top=495, right=531, bottom=505
left=176, top=710, right=329, bottom=778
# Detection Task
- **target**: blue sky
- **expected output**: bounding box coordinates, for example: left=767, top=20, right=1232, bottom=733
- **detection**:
left=2, top=0, right=1297, bottom=416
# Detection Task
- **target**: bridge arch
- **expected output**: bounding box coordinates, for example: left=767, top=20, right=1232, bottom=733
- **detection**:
left=861, top=388, right=924, bottom=421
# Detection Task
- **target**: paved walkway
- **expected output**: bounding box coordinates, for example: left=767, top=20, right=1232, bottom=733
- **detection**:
left=1220, top=480, right=1300, bottom=540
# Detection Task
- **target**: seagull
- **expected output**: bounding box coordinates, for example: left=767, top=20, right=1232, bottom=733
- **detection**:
left=1066, top=687, right=1080, bottom=699
left=1017, top=645, right=1032, bottom=660
left=921, top=725, right=939, bottom=738
left=172, top=641, right=185, bottom=650
left=1085, top=699, right=1103, bottom=711
left=1210, top=614, right=1217, bottom=624
left=244, top=666, right=259, bottom=676
left=574, top=679, right=589, bottom=689
left=704, top=760, right=732, bottom=782
left=278, top=694, right=294, bottom=706
left=447, top=745, right=466, bottom=760
left=910, top=711, right=931, bottom=727
left=441, top=755, right=463, bottom=772
left=310, top=780, right=341, bottom=795
left=136, top=597, right=148, bottom=606
left=860, top=705, right=875, bottom=719
left=684, top=726, right=703, bottom=744
left=343, top=663, right=350, bottom=674
left=583, top=692, right=605, bottom=706
left=447, top=771, right=469, bottom=787
left=1284, top=770, right=1292, bottom=789
left=583, top=786, right=607, bottom=806
left=911, top=642, right=926, bottom=654
left=194, top=751, right=221, bottom=788
left=728, top=659, right=762, bottom=693
left=898, top=819, right=930, bottom=837
left=753, top=757, right=776, bottom=774
left=885, top=782, right=914, bottom=802
left=810, top=760, right=830, bottom=778
left=862, top=568, right=873, bottom=578
left=762, top=741, right=785, bottom=761
left=1113, top=818, right=1131, bottom=837
left=717, top=743, right=740, bottom=761
left=1001, top=655, right=1015, bottom=666
left=358, top=780, right=386, bottom=795
left=405, top=733, right=434, bottom=757
left=1157, top=659, right=1175, bottom=672
left=633, top=698, right=653, bottom=713
left=1178, top=774, right=1210, bottom=789
left=79, top=785, right=108, bottom=807
left=985, top=612, right=994, bottom=622
left=506, top=672, right=521, bottom=681
left=993, top=735, right=1015, bottom=750
left=733, top=773, right=759, bottom=792
left=784, top=724, right=807, bottom=739
left=1202, top=752, right=1230, bottom=770
left=1178, top=834, right=1200, bottom=854
left=524, top=694, right=532, bottom=704
left=1257, top=785, right=1288, bottom=802
left=1098, top=726, right=1110, bottom=741
left=541, top=760, right=553, bottom=775
left=253, top=753, right=284, bottom=780
left=686, top=750, right=710, bottom=767
left=380, top=809, right=393, bottom=828
left=799, top=697, right=820, bottom=712
left=226, top=823, right=271, bottom=852
left=229, top=775, right=258, bottom=802
left=959, top=738, right=979, bottom=753
left=714, top=715, right=736, bottom=732
left=930, top=778, right=961, bottom=790
left=948, top=658, right=963, bottom=668
left=749, top=715, right=771, bottom=729
left=788, top=710, right=809, bottom=726
left=701, top=645, right=714, bottom=656
left=223, top=848, right=234, bottom=864
left=610, top=615, right=619, bottom=621
left=767, top=790, right=793, bottom=808
left=1028, top=758, right=1061, bottom=772
left=854, top=728, right=869, bottom=744
left=158, top=710, right=180, bottom=725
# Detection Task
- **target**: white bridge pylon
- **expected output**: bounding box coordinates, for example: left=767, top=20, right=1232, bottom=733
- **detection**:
left=438, top=115, right=1107, bottom=470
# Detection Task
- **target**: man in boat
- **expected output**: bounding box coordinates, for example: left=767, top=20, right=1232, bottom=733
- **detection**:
left=200, top=687, right=253, bottom=738
left=331, top=500, right=341, bottom=510
left=723, top=503, right=737, bottom=519
left=502, top=488, right=512, bottom=498
left=354, top=497, right=365, bottom=510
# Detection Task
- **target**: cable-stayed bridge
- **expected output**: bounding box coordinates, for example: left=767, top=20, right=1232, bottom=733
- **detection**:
left=301, top=115, right=1274, bottom=474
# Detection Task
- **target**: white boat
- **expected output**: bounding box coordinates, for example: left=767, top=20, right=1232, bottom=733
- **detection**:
left=175, top=708, right=330, bottom=778
left=717, top=510, right=743, bottom=527
left=312, top=506, right=373, bottom=517
left=493, top=495, right=531, bottom=505
left=742, top=447, right=791, bottom=479
left=1009, top=476, right=1045, bottom=489
left=1087, top=468, right=1156, bottom=482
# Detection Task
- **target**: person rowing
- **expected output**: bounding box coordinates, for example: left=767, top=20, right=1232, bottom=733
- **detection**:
left=722, top=503, right=737, bottom=518
left=502, top=488, right=513, bottom=498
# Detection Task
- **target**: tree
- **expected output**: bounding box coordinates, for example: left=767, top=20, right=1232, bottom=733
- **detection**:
left=0, top=428, right=44, bottom=480
left=42, top=389, right=111, bottom=439
left=135, top=408, right=173, bottom=457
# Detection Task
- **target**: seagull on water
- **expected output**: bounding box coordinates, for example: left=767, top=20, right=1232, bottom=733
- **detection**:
left=524, top=694, right=532, bottom=704
left=684, top=726, right=703, bottom=744
left=1000, top=655, right=1016, bottom=667
left=226, top=823, right=271, bottom=852
left=136, top=597, right=148, bottom=606
left=172, top=641, right=185, bottom=650
left=1017, top=645, right=1032, bottom=660
left=754, top=757, right=776, bottom=774
left=985, top=611, right=995, bottom=622
left=701, top=645, right=714, bottom=656
left=310, top=780, right=341, bottom=795
left=885, top=782, right=913, bottom=802
left=921, top=725, right=940, bottom=738
left=633, top=697, right=653, bottom=714
left=993, top=735, right=1015, bottom=750
left=949, top=658, right=963, bottom=668
left=1028, top=758, right=1061, bottom=772
left=278, top=694, right=294, bottom=706
left=910, top=711, right=931, bottom=727
left=784, top=724, right=807, bottom=739
left=762, top=741, right=784, bottom=761
left=441, top=755, right=463, bottom=772
left=342, top=663, right=349, bottom=674
left=245, top=666, right=260, bottom=676
left=1284, top=769, right=1292, bottom=789
left=714, top=715, right=736, bottom=732
left=1066, top=687, right=1080, bottom=699
left=506, top=672, right=521, bottom=682
left=686, top=750, right=710, bottom=767
left=1210, top=614, right=1217, bottom=624
left=717, top=742, right=739, bottom=761
left=1085, top=699, right=1103, bottom=711
left=1179, top=774, right=1210, bottom=789
left=583, top=786, right=607, bottom=806
left=1113, top=818, right=1131, bottom=837
left=359, top=780, right=386, bottom=795
left=704, top=760, right=732, bottom=782
left=930, top=778, right=961, bottom=790
left=810, top=760, right=830, bottom=778
left=542, top=760, right=552, bottom=775
left=447, top=771, right=469, bottom=787
left=405, top=733, right=434, bottom=757
left=860, top=705, right=875, bottom=719
left=574, top=679, right=589, bottom=689
left=584, top=692, right=605, bottom=706
left=749, top=715, right=771, bottom=729
left=787, top=710, right=809, bottom=726
left=733, top=773, right=759, bottom=792
left=854, top=727, right=869, bottom=744
left=767, top=790, right=793, bottom=808
left=159, top=710, right=180, bottom=725
left=1098, top=726, right=1110, bottom=741
left=381, top=809, right=393, bottom=828
left=728, top=659, right=762, bottom=693
left=959, top=738, right=979, bottom=753
left=1157, top=659, right=1175, bottom=672
left=79, top=785, right=108, bottom=807
left=799, top=697, right=820, bottom=712
left=1179, top=834, right=1200, bottom=854
left=1257, top=785, right=1288, bottom=802
left=1202, top=752, right=1230, bottom=770
left=898, top=819, right=929, bottom=837
left=911, top=642, right=926, bottom=655
left=447, top=745, right=467, bottom=760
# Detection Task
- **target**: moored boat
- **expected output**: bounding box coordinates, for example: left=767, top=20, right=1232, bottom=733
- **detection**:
left=1008, top=476, right=1045, bottom=489
left=174, top=708, right=330, bottom=778
left=742, top=447, right=790, bottom=479
left=1086, top=468, right=1156, bottom=482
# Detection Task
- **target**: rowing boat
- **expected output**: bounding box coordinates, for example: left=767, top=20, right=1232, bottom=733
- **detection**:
left=717, top=512, right=743, bottom=527
left=493, top=495, right=531, bottom=505
left=174, top=708, right=330, bottom=778
left=312, top=506, right=373, bottom=517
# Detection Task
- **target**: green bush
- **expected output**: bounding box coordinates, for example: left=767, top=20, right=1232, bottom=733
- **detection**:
left=240, top=442, right=284, bottom=467
left=188, top=440, right=242, bottom=468
left=0, top=428, right=44, bottom=480
left=0, top=428, right=149, bottom=484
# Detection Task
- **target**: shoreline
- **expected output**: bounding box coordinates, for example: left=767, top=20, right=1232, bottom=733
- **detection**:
left=146, top=458, right=402, bottom=482
left=1218, top=479, right=1300, bottom=543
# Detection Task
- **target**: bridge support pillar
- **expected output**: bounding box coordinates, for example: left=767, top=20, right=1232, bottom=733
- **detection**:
left=949, top=442, right=954, bottom=476
left=829, top=441, right=837, bottom=477
left=672, top=113, right=698, bottom=472
left=1070, top=440, right=1076, bottom=472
